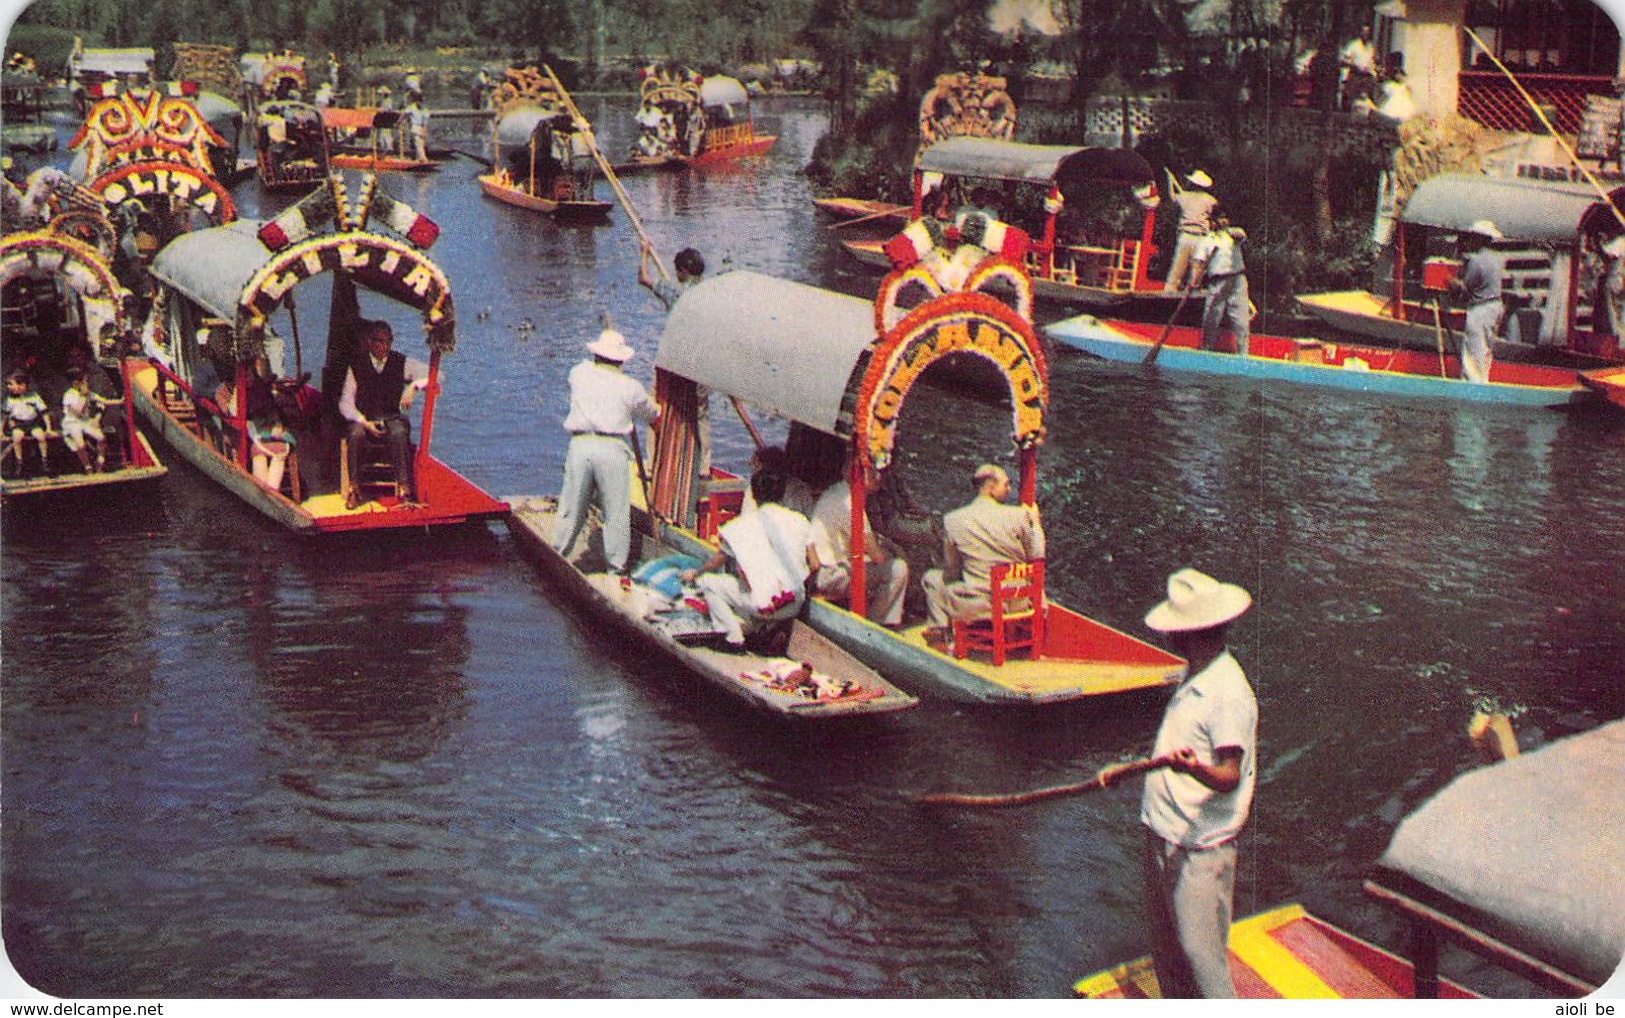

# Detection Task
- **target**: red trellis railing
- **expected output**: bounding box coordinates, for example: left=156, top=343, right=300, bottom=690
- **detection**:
left=1457, top=71, right=1616, bottom=133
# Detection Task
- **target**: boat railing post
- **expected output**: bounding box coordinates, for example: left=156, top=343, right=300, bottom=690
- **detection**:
left=415, top=348, right=442, bottom=502
left=1409, top=920, right=1441, bottom=998
left=849, top=452, right=868, bottom=619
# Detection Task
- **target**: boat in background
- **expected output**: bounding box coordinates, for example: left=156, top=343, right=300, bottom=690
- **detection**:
left=132, top=175, right=507, bottom=534
left=1297, top=173, right=1625, bottom=367
left=643, top=253, right=1185, bottom=705
left=0, top=224, right=166, bottom=500
left=476, top=66, right=610, bottom=221
left=627, top=65, right=776, bottom=168
left=1044, top=316, right=1594, bottom=408
left=166, top=42, right=252, bottom=186
left=506, top=495, right=918, bottom=721
left=253, top=99, right=330, bottom=192
left=322, top=107, right=441, bottom=174
left=1073, top=904, right=1477, bottom=999
left=1577, top=364, right=1625, bottom=408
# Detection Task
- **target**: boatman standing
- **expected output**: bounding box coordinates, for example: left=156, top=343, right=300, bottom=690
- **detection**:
left=1449, top=219, right=1503, bottom=384
left=1163, top=169, right=1217, bottom=292
left=550, top=328, right=661, bottom=575
left=1138, top=568, right=1257, bottom=998
left=1191, top=208, right=1251, bottom=356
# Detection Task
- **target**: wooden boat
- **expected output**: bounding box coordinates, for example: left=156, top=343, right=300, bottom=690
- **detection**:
left=131, top=179, right=507, bottom=534
left=69, top=89, right=239, bottom=264
left=1043, top=315, right=1594, bottom=408
left=630, top=66, right=776, bottom=167
left=0, top=227, right=165, bottom=500
left=1073, top=903, right=1477, bottom=999
left=67, top=45, right=155, bottom=116
left=506, top=496, right=917, bottom=720
left=1366, top=719, right=1625, bottom=996
left=253, top=99, right=330, bottom=192
left=1577, top=364, right=1625, bottom=408
left=1, top=68, right=56, bottom=154
left=644, top=264, right=1186, bottom=705
left=813, top=197, right=910, bottom=226
left=321, top=107, right=441, bottom=173
left=477, top=67, right=611, bottom=221
left=1297, top=173, right=1625, bottom=366
left=166, top=43, right=248, bottom=187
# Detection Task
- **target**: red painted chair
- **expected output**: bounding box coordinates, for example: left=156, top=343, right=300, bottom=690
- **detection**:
left=952, top=559, right=1045, bottom=666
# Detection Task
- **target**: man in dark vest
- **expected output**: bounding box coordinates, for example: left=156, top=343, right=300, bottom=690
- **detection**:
left=338, top=319, right=424, bottom=508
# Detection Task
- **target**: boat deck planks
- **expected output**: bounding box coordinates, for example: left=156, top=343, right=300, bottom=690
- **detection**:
left=1073, top=904, right=1478, bottom=999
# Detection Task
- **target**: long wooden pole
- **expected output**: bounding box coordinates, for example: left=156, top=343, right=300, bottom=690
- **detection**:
left=543, top=64, right=670, bottom=282
left=913, top=755, right=1176, bottom=807
left=1463, top=26, right=1625, bottom=231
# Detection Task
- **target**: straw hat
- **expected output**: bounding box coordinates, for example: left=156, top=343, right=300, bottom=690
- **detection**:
left=1186, top=169, right=1214, bottom=189
left=1465, top=219, right=1502, bottom=240
left=1144, top=568, right=1252, bottom=632
left=587, top=328, right=635, bottom=362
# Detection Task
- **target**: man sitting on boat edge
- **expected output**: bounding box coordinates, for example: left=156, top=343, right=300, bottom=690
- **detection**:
left=680, top=469, right=811, bottom=650
left=807, top=458, right=910, bottom=631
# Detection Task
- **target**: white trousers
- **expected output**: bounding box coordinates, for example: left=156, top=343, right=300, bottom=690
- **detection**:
left=813, top=559, right=907, bottom=626
left=1140, top=829, right=1238, bottom=998
left=697, top=572, right=802, bottom=646
left=552, top=435, right=633, bottom=572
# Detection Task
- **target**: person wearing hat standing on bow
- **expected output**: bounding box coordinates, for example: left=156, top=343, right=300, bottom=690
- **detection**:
left=550, top=328, right=661, bottom=575
left=1448, top=220, right=1504, bottom=383
left=1162, top=169, right=1218, bottom=293
left=1138, top=567, right=1257, bottom=998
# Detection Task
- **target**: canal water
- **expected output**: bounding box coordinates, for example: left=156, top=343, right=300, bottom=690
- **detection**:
left=3, top=95, right=1623, bottom=998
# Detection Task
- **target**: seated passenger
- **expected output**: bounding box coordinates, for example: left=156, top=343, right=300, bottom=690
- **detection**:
left=680, top=469, right=812, bottom=649
left=922, top=463, right=1046, bottom=646
left=60, top=367, right=110, bottom=473
left=4, top=370, right=52, bottom=477
left=339, top=320, right=427, bottom=508
left=806, top=457, right=908, bottom=628
left=740, top=445, right=815, bottom=517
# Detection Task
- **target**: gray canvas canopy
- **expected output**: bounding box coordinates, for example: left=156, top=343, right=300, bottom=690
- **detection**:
left=656, top=271, right=874, bottom=436
left=148, top=220, right=270, bottom=321
left=917, top=137, right=1085, bottom=187
left=699, top=75, right=749, bottom=110
left=73, top=49, right=155, bottom=78
left=1400, top=173, right=1602, bottom=244
left=494, top=106, right=557, bottom=148
left=1372, top=720, right=1625, bottom=987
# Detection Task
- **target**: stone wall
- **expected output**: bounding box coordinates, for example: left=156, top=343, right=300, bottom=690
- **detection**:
left=1084, top=96, right=1400, bottom=161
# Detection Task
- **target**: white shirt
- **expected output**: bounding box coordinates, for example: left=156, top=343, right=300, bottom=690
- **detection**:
left=1140, top=650, right=1258, bottom=850
left=338, top=354, right=429, bottom=425
left=561, top=360, right=658, bottom=436
left=807, top=480, right=875, bottom=569
left=1195, top=228, right=1246, bottom=279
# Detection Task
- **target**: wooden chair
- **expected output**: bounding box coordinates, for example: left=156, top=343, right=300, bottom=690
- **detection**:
left=340, top=433, right=405, bottom=506
left=952, top=559, right=1045, bottom=666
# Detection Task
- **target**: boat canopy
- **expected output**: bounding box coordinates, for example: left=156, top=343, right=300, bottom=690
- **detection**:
left=1372, top=719, right=1625, bottom=988
left=320, top=107, right=387, bottom=131
left=657, top=271, right=874, bottom=436
left=699, top=75, right=749, bottom=110
left=1052, top=147, right=1158, bottom=192
left=1400, top=173, right=1601, bottom=243
left=150, top=218, right=456, bottom=357
left=494, top=107, right=557, bottom=148
left=917, top=137, right=1085, bottom=187
left=73, top=49, right=155, bottom=77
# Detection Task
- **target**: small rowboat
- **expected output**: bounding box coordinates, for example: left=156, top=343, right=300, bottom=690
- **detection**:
left=1044, top=316, right=1594, bottom=408
left=1073, top=904, right=1477, bottom=999
left=505, top=495, right=918, bottom=720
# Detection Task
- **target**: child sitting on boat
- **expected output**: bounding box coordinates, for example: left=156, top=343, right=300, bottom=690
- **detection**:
left=60, top=367, right=112, bottom=473
left=4, top=370, right=53, bottom=477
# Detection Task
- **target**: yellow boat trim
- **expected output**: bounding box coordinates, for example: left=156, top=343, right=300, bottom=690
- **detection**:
left=1229, top=903, right=1340, bottom=999
left=1298, top=290, right=1388, bottom=315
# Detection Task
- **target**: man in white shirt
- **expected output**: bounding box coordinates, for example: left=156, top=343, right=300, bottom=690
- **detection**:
left=550, top=329, right=661, bottom=574
left=1138, top=568, right=1257, bottom=998
left=338, top=320, right=428, bottom=508
left=807, top=461, right=908, bottom=628
left=1163, top=170, right=1218, bottom=292
left=1191, top=209, right=1250, bottom=356
left=680, top=469, right=811, bottom=648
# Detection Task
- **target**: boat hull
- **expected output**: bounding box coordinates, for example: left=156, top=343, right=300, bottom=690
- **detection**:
left=687, top=135, right=776, bottom=166
left=1073, top=904, right=1477, bottom=999
left=1579, top=366, right=1625, bottom=408
left=329, top=151, right=441, bottom=173
left=129, top=361, right=508, bottom=534
left=0, top=430, right=165, bottom=501
left=505, top=495, right=918, bottom=720
left=1045, top=316, right=1592, bottom=408
left=478, top=173, right=611, bottom=220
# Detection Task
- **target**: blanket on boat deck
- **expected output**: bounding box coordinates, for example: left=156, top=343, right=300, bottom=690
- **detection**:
left=1373, top=719, right=1625, bottom=986
left=718, top=505, right=810, bottom=615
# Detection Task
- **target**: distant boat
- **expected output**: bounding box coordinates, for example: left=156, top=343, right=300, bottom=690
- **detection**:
left=476, top=66, right=611, bottom=222
left=1296, top=174, right=1625, bottom=367
left=321, top=107, right=442, bottom=174
left=1044, top=315, right=1594, bottom=408
left=629, top=67, right=776, bottom=167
